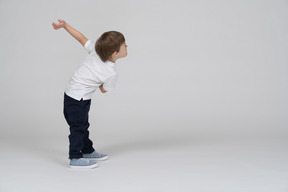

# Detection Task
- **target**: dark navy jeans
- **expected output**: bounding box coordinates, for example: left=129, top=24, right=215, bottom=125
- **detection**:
left=63, top=93, right=95, bottom=159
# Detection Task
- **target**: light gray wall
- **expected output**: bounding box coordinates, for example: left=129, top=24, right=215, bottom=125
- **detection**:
left=0, top=0, right=287, bottom=136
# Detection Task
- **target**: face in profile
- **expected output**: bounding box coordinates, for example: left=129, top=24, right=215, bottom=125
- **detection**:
left=117, top=42, right=128, bottom=58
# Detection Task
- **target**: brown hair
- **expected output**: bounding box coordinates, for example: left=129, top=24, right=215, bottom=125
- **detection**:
left=95, top=31, right=125, bottom=62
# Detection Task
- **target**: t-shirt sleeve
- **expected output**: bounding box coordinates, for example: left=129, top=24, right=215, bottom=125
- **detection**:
left=102, top=74, right=118, bottom=92
left=84, top=40, right=95, bottom=54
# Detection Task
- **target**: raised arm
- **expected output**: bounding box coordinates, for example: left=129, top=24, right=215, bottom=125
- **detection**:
left=52, top=19, right=88, bottom=47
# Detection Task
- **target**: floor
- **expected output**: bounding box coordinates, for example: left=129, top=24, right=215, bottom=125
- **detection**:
left=1, top=123, right=288, bottom=192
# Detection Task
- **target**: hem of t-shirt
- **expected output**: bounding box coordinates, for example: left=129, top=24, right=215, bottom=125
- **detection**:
left=65, top=92, right=81, bottom=101
left=65, top=92, right=92, bottom=101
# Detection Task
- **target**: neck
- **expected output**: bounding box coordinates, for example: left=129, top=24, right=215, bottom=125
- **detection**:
left=109, top=56, right=117, bottom=63
left=108, top=59, right=116, bottom=63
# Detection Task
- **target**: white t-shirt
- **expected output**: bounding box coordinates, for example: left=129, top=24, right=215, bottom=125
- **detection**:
left=65, top=40, right=118, bottom=101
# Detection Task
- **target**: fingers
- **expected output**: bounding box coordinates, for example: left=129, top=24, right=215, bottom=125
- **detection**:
left=52, top=19, right=64, bottom=30
left=52, top=22, right=59, bottom=30
left=52, top=22, right=56, bottom=29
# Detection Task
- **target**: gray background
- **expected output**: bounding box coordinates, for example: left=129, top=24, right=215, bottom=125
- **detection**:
left=0, top=0, right=288, bottom=192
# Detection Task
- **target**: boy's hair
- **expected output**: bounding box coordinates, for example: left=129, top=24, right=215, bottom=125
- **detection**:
left=95, top=31, right=125, bottom=62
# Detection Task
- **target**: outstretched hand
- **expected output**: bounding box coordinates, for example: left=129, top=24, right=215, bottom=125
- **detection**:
left=52, top=19, right=66, bottom=30
left=52, top=19, right=88, bottom=47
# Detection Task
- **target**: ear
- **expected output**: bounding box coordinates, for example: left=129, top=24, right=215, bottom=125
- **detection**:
left=110, top=51, right=118, bottom=61
left=113, top=51, right=119, bottom=56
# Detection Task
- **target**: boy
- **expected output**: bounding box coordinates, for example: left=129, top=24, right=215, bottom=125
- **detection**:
left=52, top=19, right=127, bottom=169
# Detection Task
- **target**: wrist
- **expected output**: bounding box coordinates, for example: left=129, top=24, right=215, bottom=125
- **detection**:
left=63, top=22, right=69, bottom=30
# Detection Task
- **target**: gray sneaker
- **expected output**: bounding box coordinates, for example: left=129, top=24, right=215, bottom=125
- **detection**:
left=83, top=151, right=109, bottom=161
left=70, top=158, right=98, bottom=169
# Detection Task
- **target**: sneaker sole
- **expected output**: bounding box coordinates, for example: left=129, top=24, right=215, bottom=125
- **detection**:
left=70, top=163, right=98, bottom=169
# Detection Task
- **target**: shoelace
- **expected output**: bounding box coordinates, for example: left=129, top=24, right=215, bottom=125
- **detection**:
left=80, top=158, right=91, bottom=163
left=93, top=151, right=105, bottom=156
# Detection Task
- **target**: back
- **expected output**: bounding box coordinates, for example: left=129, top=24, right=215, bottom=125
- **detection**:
left=65, top=40, right=118, bottom=101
